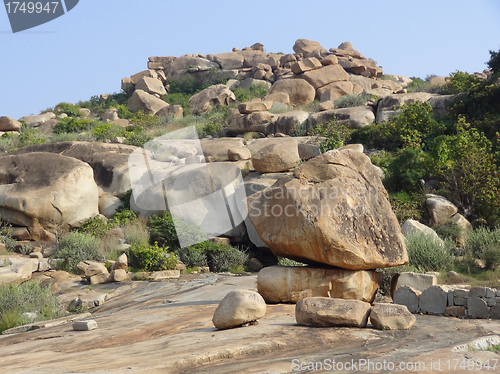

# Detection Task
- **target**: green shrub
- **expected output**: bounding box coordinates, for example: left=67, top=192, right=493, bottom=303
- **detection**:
left=54, top=232, right=100, bottom=273
left=482, top=244, right=500, bottom=270
left=232, top=84, right=269, bottom=102
left=441, top=71, right=483, bottom=95
left=76, top=216, right=115, bottom=238
left=148, top=211, right=206, bottom=249
left=54, top=102, right=81, bottom=117
left=115, top=104, right=135, bottom=120
left=0, top=280, right=62, bottom=333
left=389, top=191, right=424, bottom=224
left=78, top=92, right=131, bottom=117
left=488, top=48, right=500, bottom=74
left=174, top=246, right=208, bottom=268
left=162, top=92, right=191, bottom=113
left=428, top=117, right=500, bottom=221
left=277, top=258, right=307, bottom=266
left=124, top=132, right=153, bottom=147
left=334, top=94, right=370, bottom=109
left=18, top=128, right=47, bottom=146
left=92, top=123, right=126, bottom=141
left=386, top=147, right=428, bottom=192
left=405, top=233, right=454, bottom=272
left=52, top=117, right=97, bottom=134
left=308, top=122, right=353, bottom=153
left=193, top=241, right=248, bottom=272
left=122, top=217, right=150, bottom=247
left=0, top=226, right=17, bottom=251
left=127, top=242, right=176, bottom=271
left=465, top=227, right=500, bottom=259
left=196, top=106, right=228, bottom=137
left=111, top=209, right=137, bottom=225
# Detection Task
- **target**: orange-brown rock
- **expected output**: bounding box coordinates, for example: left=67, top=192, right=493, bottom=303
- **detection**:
left=257, top=266, right=381, bottom=303
left=247, top=149, right=408, bottom=270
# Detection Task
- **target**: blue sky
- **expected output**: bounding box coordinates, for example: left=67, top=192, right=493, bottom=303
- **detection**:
left=1, top=0, right=500, bottom=120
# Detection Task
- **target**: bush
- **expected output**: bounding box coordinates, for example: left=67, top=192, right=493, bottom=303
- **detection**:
left=54, top=232, right=100, bottom=273
left=465, top=227, right=500, bottom=259
left=389, top=191, right=424, bottom=224
left=174, top=246, right=208, bottom=268
left=405, top=233, right=454, bottom=272
left=441, top=71, right=483, bottom=95
left=122, top=217, right=150, bottom=247
left=232, top=84, right=269, bottom=102
left=92, top=123, right=126, bottom=141
left=194, top=241, right=248, bottom=272
left=54, top=102, right=81, bottom=117
left=277, top=258, right=307, bottom=266
left=0, top=225, right=17, bottom=252
left=307, top=121, right=353, bottom=153
left=148, top=211, right=206, bottom=250
left=0, top=280, right=62, bottom=333
left=482, top=244, right=500, bottom=271
left=386, top=147, right=428, bottom=192
left=52, top=117, right=97, bottom=134
left=127, top=242, right=176, bottom=271
left=76, top=216, right=115, bottom=238
left=334, top=94, right=370, bottom=109
left=488, top=48, right=500, bottom=75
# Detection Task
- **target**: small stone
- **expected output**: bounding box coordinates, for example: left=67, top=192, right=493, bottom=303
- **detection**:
left=445, top=306, right=466, bottom=318
left=112, top=269, right=130, bottom=282
left=453, top=289, right=469, bottom=298
left=150, top=270, right=180, bottom=280
left=369, top=303, right=416, bottom=330
left=454, top=297, right=467, bottom=306
left=73, top=320, right=98, bottom=331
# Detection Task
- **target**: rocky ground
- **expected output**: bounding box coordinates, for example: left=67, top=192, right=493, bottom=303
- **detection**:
left=1, top=274, right=500, bottom=374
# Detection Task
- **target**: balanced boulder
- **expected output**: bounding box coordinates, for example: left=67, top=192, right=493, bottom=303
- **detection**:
left=247, top=149, right=408, bottom=270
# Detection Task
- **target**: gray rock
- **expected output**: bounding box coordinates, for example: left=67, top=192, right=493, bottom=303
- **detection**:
left=396, top=272, right=437, bottom=293
left=401, top=220, right=444, bottom=247
left=419, top=286, right=449, bottom=314
left=467, top=296, right=489, bottom=319
left=73, top=320, right=98, bottom=331
left=393, top=286, right=421, bottom=313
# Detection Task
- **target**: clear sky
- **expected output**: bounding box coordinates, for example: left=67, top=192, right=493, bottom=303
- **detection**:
left=1, top=0, right=499, bottom=120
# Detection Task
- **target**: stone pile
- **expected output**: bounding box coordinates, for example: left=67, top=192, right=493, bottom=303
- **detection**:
left=394, top=281, right=500, bottom=320
left=249, top=146, right=409, bottom=304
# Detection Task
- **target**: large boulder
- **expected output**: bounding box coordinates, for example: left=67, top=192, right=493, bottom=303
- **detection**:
left=308, top=106, right=375, bottom=130
left=300, top=64, right=350, bottom=90
left=0, top=116, right=22, bottom=131
left=188, top=85, right=235, bottom=115
left=425, top=194, right=458, bottom=227
left=293, top=39, right=328, bottom=58
left=251, top=138, right=300, bottom=173
left=19, top=112, right=56, bottom=127
left=247, top=149, right=408, bottom=270
left=318, top=81, right=355, bottom=102
left=376, top=93, right=433, bottom=123
left=267, top=79, right=316, bottom=106
left=165, top=56, right=219, bottom=79
left=0, top=152, right=99, bottom=239
left=212, top=290, right=266, bottom=330
left=257, top=266, right=381, bottom=303
left=127, top=89, right=169, bottom=114
left=401, top=219, right=444, bottom=246
left=10, top=142, right=137, bottom=197
left=208, top=52, right=245, bottom=70
left=200, top=138, right=245, bottom=161
left=273, top=111, right=309, bottom=135
left=295, top=297, right=372, bottom=327
left=135, top=76, right=167, bottom=96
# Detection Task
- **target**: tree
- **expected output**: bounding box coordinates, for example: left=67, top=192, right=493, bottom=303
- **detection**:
left=488, top=48, right=500, bottom=75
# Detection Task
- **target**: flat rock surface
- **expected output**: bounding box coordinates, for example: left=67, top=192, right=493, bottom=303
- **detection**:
left=1, top=274, right=500, bottom=373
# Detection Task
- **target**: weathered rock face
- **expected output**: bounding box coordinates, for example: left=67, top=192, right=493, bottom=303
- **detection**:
left=135, top=76, right=167, bottom=96
left=376, top=93, right=433, bottom=123
left=212, top=290, right=266, bottom=330
left=257, top=266, right=381, bottom=303
left=247, top=149, right=408, bottom=270
left=11, top=142, right=137, bottom=197
left=0, top=116, right=22, bottom=131
left=127, top=89, right=169, bottom=114
left=369, top=303, right=416, bottom=330
left=188, top=84, right=236, bottom=115
left=295, top=297, right=372, bottom=327
left=267, top=79, right=316, bottom=106
left=18, top=112, right=55, bottom=126
left=273, top=111, right=309, bottom=135
left=251, top=138, right=300, bottom=173
left=300, top=64, right=350, bottom=90
left=308, top=106, right=375, bottom=130
left=0, top=152, right=99, bottom=239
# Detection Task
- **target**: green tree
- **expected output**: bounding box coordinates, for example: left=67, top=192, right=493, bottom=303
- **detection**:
left=488, top=48, right=500, bottom=74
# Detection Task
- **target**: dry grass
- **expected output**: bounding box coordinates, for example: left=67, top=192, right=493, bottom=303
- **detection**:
left=122, top=217, right=150, bottom=247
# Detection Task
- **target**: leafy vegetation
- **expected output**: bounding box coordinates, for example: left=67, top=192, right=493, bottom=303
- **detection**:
left=54, top=232, right=100, bottom=273
left=0, top=280, right=63, bottom=333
